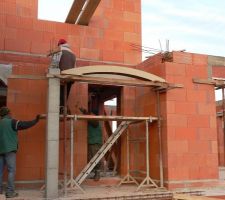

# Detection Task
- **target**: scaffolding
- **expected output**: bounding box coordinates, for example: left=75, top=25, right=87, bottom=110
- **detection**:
left=45, top=66, right=182, bottom=199
left=10, top=66, right=182, bottom=198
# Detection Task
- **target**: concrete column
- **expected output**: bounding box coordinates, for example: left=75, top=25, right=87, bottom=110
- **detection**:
left=45, top=68, right=60, bottom=199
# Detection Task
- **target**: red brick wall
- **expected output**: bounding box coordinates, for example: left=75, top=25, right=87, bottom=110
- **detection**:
left=213, top=64, right=225, bottom=168
left=134, top=55, right=167, bottom=182
left=212, top=66, right=225, bottom=78
left=2, top=0, right=222, bottom=191
left=216, top=114, right=224, bottom=166
left=133, top=52, right=219, bottom=189
left=165, top=52, right=218, bottom=188
left=0, top=0, right=141, bottom=64
left=0, top=0, right=142, bottom=183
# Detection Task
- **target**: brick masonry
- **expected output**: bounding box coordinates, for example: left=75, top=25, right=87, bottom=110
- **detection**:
left=0, top=0, right=225, bottom=191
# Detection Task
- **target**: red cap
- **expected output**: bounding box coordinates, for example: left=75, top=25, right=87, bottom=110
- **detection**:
left=58, top=38, right=67, bottom=46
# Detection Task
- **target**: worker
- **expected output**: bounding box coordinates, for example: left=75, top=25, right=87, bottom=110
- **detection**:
left=0, top=107, right=40, bottom=198
left=79, top=107, right=103, bottom=181
left=48, top=38, right=76, bottom=114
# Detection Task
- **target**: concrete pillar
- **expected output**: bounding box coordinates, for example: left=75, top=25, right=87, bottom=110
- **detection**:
left=45, top=68, right=60, bottom=199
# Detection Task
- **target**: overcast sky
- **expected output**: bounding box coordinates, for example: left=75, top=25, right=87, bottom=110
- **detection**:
left=38, top=0, right=225, bottom=100
left=38, top=0, right=225, bottom=58
left=142, top=0, right=225, bottom=58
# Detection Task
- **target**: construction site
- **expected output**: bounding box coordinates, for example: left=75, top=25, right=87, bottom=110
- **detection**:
left=1, top=0, right=225, bottom=199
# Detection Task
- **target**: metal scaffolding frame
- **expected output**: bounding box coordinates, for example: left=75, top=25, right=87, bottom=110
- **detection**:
left=52, top=72, right=170, bottom=196
left=10, top=68, right=181, bottom=198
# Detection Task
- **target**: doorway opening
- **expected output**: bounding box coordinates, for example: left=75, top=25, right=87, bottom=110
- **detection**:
left=88, top=84, right=122, bottom=177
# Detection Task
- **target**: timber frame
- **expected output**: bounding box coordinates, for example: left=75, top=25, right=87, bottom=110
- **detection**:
left=65, top=0, right=101, bottom=25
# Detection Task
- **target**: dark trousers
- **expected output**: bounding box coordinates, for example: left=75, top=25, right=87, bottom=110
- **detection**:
left=0, top=152, right=16, bottom=194
left=88, top=144, right=102, bottom=171
left=60, top=82, right=73, bottom=108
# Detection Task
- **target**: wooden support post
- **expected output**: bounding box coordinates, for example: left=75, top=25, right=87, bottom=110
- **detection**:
left=66, top=118, right=84, bottom=193
left=222, top=87, right=225, bottom=163
left=136, top=120, right=158, bottom=191
left=156, top=91, right=164, bottom=188
left=63, top=83, right=68, bottom=196
left=118, top=129, right=139, bottom=186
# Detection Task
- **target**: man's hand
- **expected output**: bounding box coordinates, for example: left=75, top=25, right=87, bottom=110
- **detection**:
left=79, top=107, right=88, bottom=114
left=36, top=114, right=41, bottom=122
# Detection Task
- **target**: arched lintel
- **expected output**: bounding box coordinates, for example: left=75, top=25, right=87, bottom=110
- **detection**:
left=61, top=65, right=166, bottom=83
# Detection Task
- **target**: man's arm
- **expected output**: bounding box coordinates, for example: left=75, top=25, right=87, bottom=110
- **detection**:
left=47, top=46, right=60, bottom=57
left=79, top=107, right=99, bottom=127
left=11, top=115, right=40, bottom=131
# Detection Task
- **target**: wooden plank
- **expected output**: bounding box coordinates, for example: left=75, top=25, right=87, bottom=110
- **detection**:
left=77, top=0, right=101, bottom=25
left=103, top=118, right=117, bottom=171
left=61, top=65, right=166, bottom=83
left=174, top=194, right=219, bottom=200
left=65, top=0, right=86, bottom=24
left=193, top=78, right=225, bottom=87
left=8, top=74, right=182, bottom=90
left=193, top=78, right=216, bottom=85
left=54, top=74, right=169, bottom=88
left=9, top=74, right=46, bottom=80
left=40, top=114, right=158, bottom=121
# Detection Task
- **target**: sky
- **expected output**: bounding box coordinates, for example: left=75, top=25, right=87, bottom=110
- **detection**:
left=38, top=0, right=225, bottom=100
left=38, top=0, right=225, bottom=58
left=141, top=0, right=225, bottom=59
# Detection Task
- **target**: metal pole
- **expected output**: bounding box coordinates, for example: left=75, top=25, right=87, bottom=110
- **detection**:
left=135, top=119, right=158, bottom=191
left=63, top=83, right=68, bottom=196
left=70, top=118, right=74, bottom=185
left=127, top=129, right=130, bottom=174
left=118, top=128, right=139, bottom=186
left=156, top=91, right=164, bottom=187
left=146, top=120, right=149, bottom=180
left=222, top=88, right=225, bottom=164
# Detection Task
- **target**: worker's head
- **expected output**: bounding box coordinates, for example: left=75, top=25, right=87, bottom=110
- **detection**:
left=58, top=38, right=67, bottom=46
left=0, top=106, right=10, bottom=117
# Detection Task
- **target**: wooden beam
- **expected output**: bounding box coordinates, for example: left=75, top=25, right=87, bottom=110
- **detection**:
left=77, top=0, right=101, bottom=25
left=8, top=74, right=182, bottom=90
left=53, top=74, right=169, bottom=88
left=40, top=114, right=158, bottom=122
left=61, top=65, right=166, bottom=83
left=65, top=0, right=86, bottom=24
left=193, top=78, right=216, bottom=85
left=9, top=74, right=46, bottom=80
left=193, top=78, right=225, bottom=87
left=103, top=116, right=117, bottom=171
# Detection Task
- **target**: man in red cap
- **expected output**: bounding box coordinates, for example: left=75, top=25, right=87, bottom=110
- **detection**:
left=57, top=38, right=67, bottom=46
left=48, top=39, right=76, bottom=114
left=58, top=39, right=76, bottom=114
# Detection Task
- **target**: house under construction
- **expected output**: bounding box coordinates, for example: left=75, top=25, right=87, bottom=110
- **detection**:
left=1, top=0, right=225, bottom=199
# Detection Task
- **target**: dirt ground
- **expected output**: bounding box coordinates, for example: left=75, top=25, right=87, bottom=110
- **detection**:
left=0, top=185, right=172, bottom=200
left=1, top=183, right=225, bottom=200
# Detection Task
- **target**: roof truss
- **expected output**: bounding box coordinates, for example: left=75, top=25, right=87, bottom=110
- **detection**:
left=65, top=0, right=101, bottom=25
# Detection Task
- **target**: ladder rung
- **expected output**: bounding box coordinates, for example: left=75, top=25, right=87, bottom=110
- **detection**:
left=75, top=121, right=131, bottom=184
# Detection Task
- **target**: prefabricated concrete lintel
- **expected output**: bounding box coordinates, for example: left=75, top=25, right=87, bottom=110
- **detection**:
left=45, top=68, right=60, bottom=199
left=208, top=55, right=225, bottom=66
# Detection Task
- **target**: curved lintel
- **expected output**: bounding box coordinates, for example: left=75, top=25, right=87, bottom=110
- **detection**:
left=61, top=65, right=166, bottom=83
